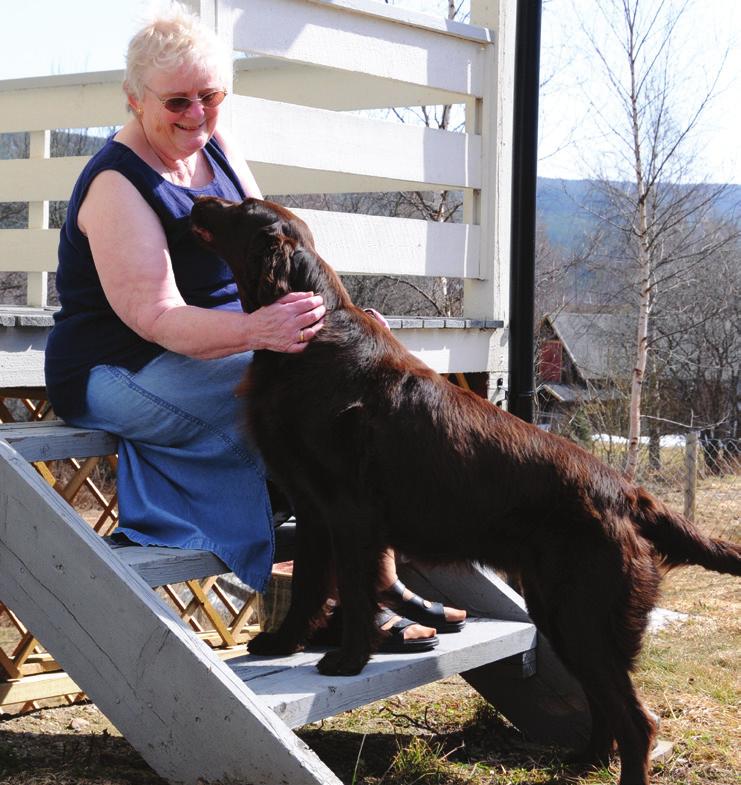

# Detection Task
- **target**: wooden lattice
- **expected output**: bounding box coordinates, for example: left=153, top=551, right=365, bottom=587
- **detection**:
left=0, top=394, right=261, bottom=714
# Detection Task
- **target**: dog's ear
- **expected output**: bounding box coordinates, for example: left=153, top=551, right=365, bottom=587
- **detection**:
left=252, top=227, right=295, bottom=306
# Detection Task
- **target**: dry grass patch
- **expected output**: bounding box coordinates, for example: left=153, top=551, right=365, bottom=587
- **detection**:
left=1, top=479, right=737, bottom=784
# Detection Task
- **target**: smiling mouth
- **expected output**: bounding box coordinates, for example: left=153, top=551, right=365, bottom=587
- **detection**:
left=175, top=121, right=205, bottom=131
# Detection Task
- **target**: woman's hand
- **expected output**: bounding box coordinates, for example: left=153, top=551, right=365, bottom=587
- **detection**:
left=248, top=292, right=326, bottom=353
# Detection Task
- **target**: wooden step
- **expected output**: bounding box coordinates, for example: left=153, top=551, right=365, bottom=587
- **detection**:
left=230, top=617, right=537, bottom=728
left=0, top=421, right=116, bottom=461
left=1, top=422, right=297, bottom=588
left=107, top=523, right=296, bottom=587
left=107, top=541, right=230, bottom=587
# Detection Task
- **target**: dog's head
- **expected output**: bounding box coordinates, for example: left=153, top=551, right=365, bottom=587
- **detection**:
left=190, top=196, right=328, bottom=312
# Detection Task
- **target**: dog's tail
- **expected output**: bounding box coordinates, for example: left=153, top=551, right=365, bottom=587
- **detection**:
left=635, top=488, right=741, bottom=576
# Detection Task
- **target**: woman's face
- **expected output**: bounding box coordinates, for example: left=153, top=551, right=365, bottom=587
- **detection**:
left=132, top=62, right=225, bottom=162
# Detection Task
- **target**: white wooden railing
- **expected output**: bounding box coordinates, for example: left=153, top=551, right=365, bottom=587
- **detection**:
left=0, top=0, right=515, bottom=380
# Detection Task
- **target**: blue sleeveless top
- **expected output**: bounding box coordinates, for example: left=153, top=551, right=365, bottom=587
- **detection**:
left=45, top=136, right=245, bottom=418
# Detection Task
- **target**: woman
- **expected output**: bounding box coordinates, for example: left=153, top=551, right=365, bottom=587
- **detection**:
left=45, top=4, right=463, bottom=647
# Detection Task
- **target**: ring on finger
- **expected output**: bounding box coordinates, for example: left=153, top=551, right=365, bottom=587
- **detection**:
left=299, top=328, right=305, bottom=343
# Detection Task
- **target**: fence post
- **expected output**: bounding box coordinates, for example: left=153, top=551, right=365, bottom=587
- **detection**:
left=684, top=431, right=698, bottom=520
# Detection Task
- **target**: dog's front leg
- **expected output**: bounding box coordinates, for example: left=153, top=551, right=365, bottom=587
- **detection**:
left=316, top=507, right=381, bottom=676
left=249, top=499, right=333, bottom=656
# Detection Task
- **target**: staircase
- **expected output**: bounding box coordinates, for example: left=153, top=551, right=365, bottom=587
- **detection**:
left=0, top=421, right=589, bottom=785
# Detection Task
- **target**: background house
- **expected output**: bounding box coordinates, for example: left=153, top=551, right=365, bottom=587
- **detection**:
left=536, top=311, right=632, bottom=434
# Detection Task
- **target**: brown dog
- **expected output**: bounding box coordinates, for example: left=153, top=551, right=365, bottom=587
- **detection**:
left=191, top=196, right=740, bottom=785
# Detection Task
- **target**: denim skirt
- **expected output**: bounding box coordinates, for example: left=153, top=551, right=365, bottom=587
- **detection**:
left=66, top=350, right=274, bottom=593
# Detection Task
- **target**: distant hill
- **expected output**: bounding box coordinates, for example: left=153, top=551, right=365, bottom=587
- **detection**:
left=537, top=178, right=601, bottom=250
left=536, top=176, right=741, bottom=254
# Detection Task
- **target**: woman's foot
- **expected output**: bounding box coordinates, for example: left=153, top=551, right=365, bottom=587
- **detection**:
left=380, top=579, right=467, bottom=633
left=376, top=607, right=438, bottom=652
left=309, top=603, right=438, bottom=651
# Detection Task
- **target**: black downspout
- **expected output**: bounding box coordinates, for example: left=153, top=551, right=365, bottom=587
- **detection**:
left=507, top=0, right=542, bottom=423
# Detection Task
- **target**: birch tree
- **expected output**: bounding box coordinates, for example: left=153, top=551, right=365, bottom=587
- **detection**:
left=576, top=0, right=731, bottom=478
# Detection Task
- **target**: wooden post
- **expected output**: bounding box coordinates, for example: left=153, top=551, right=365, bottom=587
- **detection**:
left=463, top=0, right=516, bottom=399
left=26, top=130, right=50, bottom=307
left=684, top=430, right=698, bottom=521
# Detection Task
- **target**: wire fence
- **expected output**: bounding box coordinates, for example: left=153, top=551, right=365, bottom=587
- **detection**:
left=586, top=432, right=740, bottom=542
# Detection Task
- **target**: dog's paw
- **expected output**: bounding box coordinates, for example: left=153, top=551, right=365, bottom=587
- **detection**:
left=248, top=630, right=302, bottom=656
left=316, top=649, right=369, bottom=676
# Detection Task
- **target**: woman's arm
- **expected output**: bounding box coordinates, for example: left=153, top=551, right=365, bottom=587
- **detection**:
left=77, top=170, right=324, bottom=357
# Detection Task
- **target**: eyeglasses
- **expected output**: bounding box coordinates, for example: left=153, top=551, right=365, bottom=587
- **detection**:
left=144, top=85, right=227, bottom=113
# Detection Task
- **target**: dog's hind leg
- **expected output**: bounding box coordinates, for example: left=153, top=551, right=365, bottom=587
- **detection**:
left=611, top=677, right=657, bottom=785
left=573, top=665, right=656, bottom=785
left=538, top=600, right=656, bottom=781
left=551, top=638, right=655, bottom=785
left=249, top=499, right=334, bottom=656
left=520, top=574, right=616, bottom=765
left=520, top=542, right=660, bottom=785
left=582, top=693, right=617, bottom=767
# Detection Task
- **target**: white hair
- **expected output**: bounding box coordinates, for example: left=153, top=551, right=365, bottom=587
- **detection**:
left=124, top=2, right=232, bottom=101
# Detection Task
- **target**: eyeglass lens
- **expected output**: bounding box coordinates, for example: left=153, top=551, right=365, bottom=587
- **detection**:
left=162, top=91, right=226, bottom=112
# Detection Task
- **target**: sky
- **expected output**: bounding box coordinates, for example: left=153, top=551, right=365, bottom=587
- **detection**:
left=0, top=0, right=739, bottom=184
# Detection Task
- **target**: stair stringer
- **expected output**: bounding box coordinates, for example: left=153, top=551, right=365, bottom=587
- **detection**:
left=0, top=439, right=340, bottom=785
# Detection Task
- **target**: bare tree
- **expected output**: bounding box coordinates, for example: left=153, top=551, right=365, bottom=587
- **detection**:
left=653, top=225, right=740, bottom=454
left=576, top=0, right=733, bottom=478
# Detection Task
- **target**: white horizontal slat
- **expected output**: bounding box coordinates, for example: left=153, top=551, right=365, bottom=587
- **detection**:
left=0, top=155, right=469, bottom=207
left=115, top=544, right=229, bottom=587
left=0, top=323, right=503, bottom=383
left=233, top=95, right=480, bottom=191
left=0, top=156, right=470, bottom=203
left=0, top=75, right=127, bottom=134
left=0, top=338, right=47, bottom=388
left=0, top=58, right=467, bottom=138
left=232, top=0, right=488, bottom=97
left=0, top=230, right=59, bottom=273
left=0, top=422, right=117, bottom=461
left=234, top=58, right=465, bottom=110
left=292, top=209, right=480, bottom=278
left=311, top=0, right=492, bottom=44
left=254, top=163, right=460, bottom=195
left=0, top=213, right=479, bottom=280
left=0, top=157, right=87, bottom=202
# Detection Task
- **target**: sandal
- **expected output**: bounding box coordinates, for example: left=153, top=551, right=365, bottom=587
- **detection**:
left=376, top=607, right=439, bottom=653
left=381, top=579, right=466, bottom=633
left=309, top=605, right=439, bottom=653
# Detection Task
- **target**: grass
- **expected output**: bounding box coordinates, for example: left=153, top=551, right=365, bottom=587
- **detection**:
left=0, top=479, right=738, bottom=784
